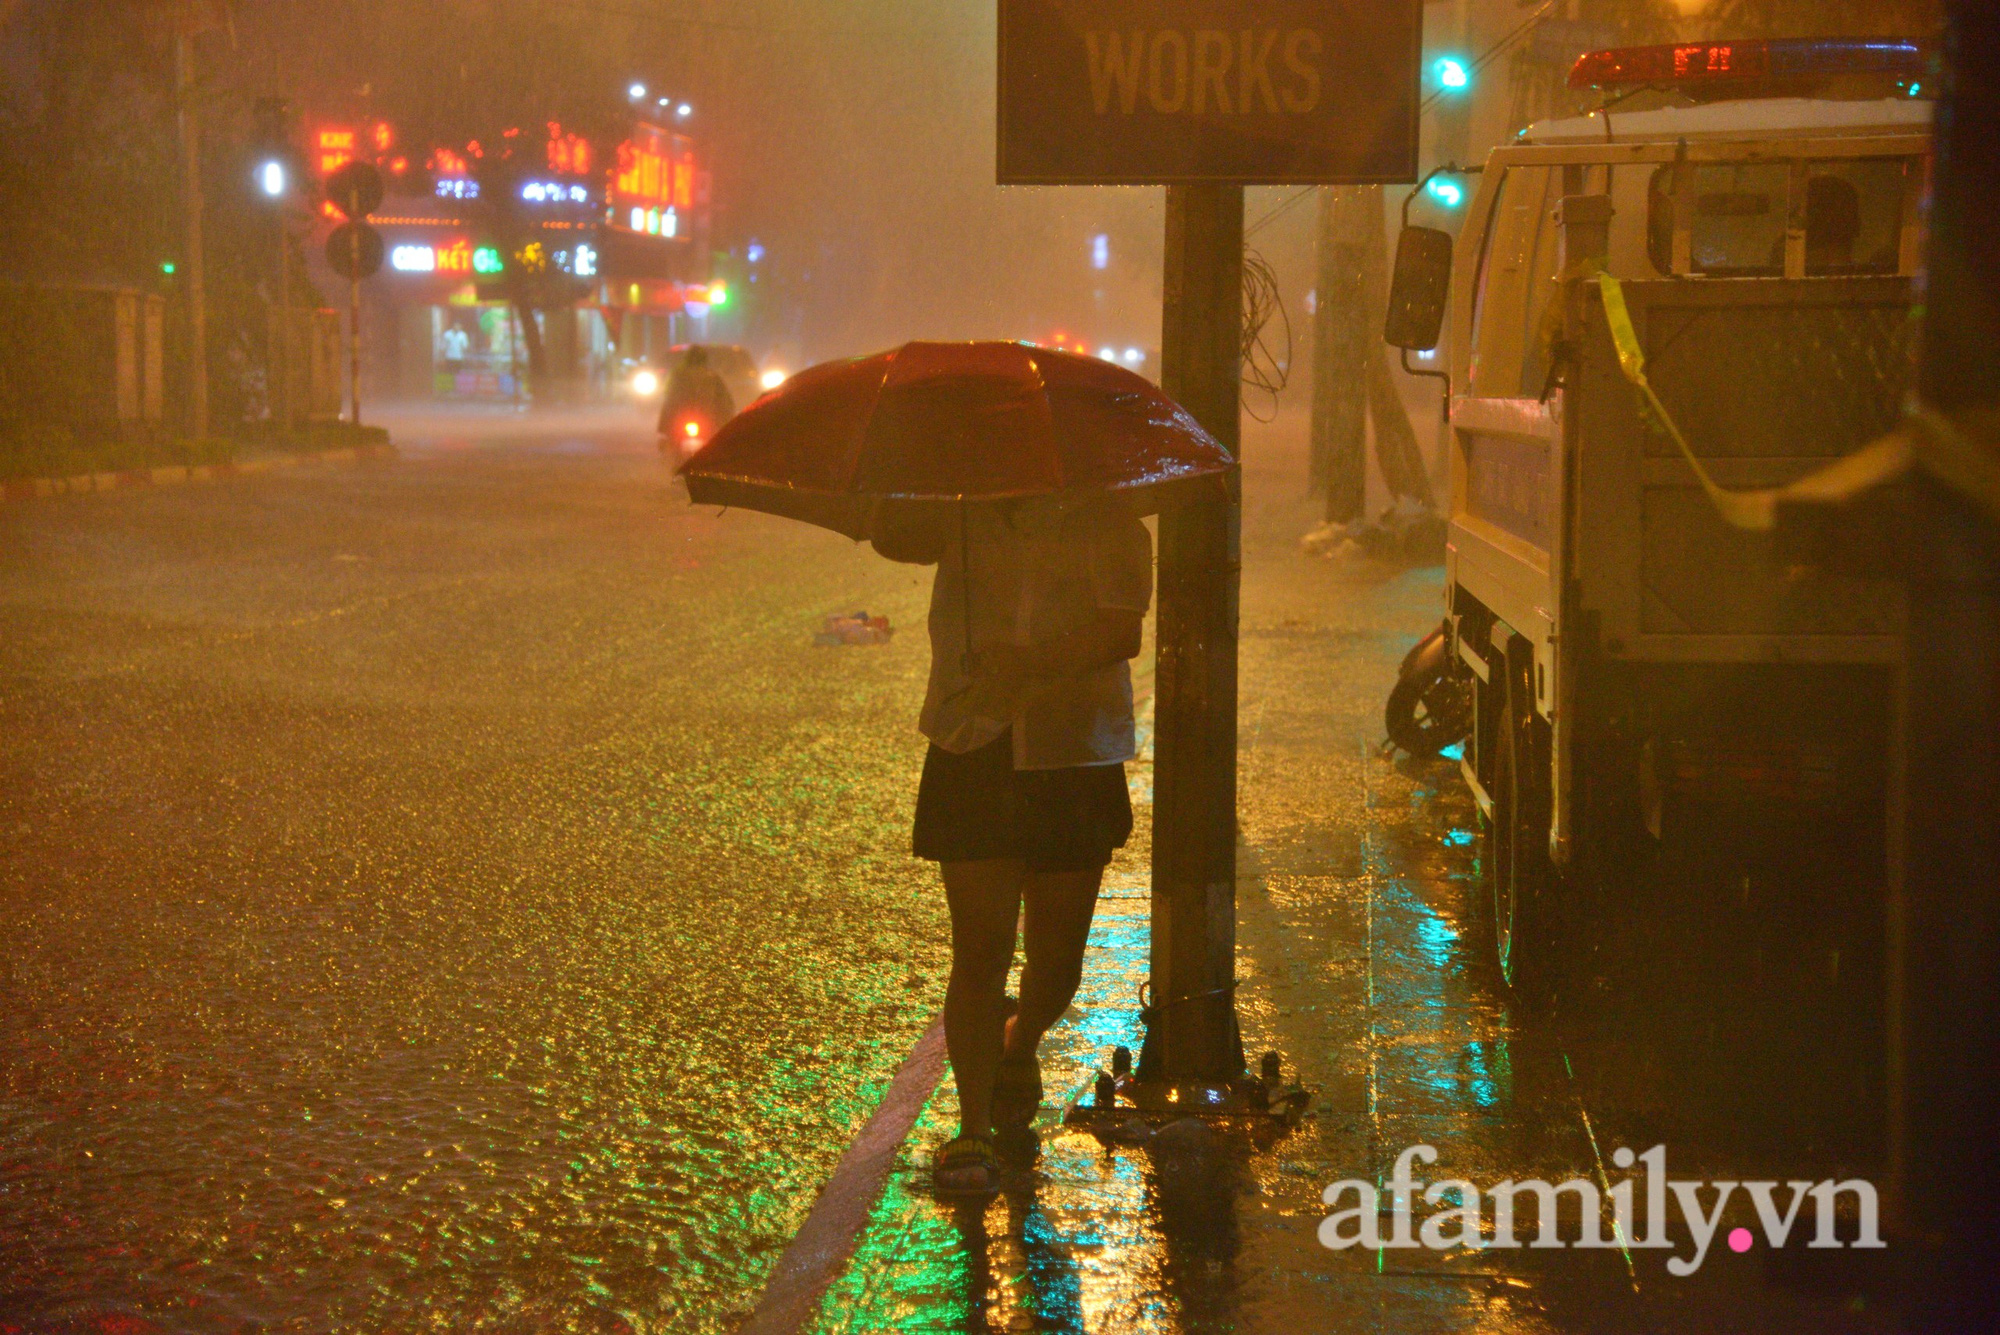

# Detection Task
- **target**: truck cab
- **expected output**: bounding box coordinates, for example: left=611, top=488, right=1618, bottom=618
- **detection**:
left=1390, top=39, right=1933, bottom=1000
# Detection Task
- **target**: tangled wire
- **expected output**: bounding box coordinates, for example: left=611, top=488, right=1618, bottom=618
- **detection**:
left=1240, top=247, right=1292, bottom=423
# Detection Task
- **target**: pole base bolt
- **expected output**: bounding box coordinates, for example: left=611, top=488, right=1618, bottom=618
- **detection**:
left=1260, top=1051, right=1283, bottom=1084
left=1111, top=1045, right=1133, bottom=1078
left=1094, top=1072, right=1118, bottom=1108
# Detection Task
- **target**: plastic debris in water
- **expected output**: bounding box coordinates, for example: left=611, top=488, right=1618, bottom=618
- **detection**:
left=814, top=610, right=893, bottom=647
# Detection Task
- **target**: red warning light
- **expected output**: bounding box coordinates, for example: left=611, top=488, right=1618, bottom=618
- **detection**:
left=1569, top=38, right=1928, bottom=90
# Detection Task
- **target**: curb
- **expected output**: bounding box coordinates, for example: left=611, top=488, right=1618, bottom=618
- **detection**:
left=1, top=442, right=397, bottom=504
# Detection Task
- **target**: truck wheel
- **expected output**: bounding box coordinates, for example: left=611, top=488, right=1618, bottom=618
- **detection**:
left=1485, top=657, right=1556, bottom=1008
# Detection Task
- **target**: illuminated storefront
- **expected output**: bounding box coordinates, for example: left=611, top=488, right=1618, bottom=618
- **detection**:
left=303, top=114, right=712, bottom=402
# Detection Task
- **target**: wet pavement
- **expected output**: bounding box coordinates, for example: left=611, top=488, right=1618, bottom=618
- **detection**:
left=1, top=404, right=1894, bottom=1333
left=1, top=407, right=952, bottom=1332
left=800, top=415, right=1897, bottom=1334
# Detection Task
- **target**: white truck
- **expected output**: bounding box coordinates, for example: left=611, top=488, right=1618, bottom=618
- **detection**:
left=1382, top=38, right=1933, bottom=1002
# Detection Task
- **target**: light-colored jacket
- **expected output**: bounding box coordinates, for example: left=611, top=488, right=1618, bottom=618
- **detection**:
left=920, top=497, right=1152, bottom=771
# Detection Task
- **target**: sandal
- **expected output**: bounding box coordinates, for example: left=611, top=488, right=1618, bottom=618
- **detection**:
left=932, top=1133, right=999, bottom=1195
left=992, top=1049, right=1044, bottom=1131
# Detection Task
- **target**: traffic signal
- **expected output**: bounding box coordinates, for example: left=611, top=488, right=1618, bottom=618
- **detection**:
left=1433, top=57, right=1470, bottom=92
left=249, top=95, right=296, bottom=200
left=1426, top=176, right=1465, bottom=208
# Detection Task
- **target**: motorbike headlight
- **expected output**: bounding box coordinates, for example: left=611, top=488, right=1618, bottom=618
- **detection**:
left=631, top=369, right=660, bottom=397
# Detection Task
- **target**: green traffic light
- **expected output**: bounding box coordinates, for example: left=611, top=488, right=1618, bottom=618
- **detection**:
left=161, top=261, right=176, bottom=275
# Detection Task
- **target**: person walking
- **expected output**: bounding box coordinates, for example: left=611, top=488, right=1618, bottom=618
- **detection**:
left=872, top=494, right=1152, bottom=1195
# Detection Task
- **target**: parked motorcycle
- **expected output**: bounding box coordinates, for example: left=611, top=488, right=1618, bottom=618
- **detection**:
left=1384, top=622, right=1473, bottom=758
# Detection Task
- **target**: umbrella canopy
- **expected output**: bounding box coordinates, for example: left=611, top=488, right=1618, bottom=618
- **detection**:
left=678, top=341, right=1233, bottom=539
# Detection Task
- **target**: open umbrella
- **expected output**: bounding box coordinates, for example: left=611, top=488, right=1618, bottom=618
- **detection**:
left=677, top=340, right=1233, bottom=538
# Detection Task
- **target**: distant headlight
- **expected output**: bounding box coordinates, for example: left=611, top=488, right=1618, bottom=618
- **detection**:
left=759, top=368, right=787, bottom=391
left=632, top=369, right=661, bottom=397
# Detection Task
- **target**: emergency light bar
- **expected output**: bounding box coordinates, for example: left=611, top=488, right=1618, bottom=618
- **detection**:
left=1568, top=38, right=1929, bottom=91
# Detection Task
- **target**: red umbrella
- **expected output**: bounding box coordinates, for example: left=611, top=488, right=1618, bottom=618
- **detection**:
left=678, top=341, right=1233, bottom=538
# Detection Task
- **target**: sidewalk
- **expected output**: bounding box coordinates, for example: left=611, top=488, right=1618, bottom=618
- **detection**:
left=0, top=437, right=393, bottom=502
left=770, top=430, right=1899, bottom=1334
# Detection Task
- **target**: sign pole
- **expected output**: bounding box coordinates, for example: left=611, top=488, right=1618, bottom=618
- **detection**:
left=348, top=231, right=362, bottom=428
left=993, top=0, right=1419, bottom=1120
left=1141, top=183, right=1246, bottom=1085
left=275, top=216, right=292, bottom=433
left=322, top=162, right=382, bottom=430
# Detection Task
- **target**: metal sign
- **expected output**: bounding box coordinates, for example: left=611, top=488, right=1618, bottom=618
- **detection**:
left=997, top=0, right=1422, bottom=184
left=324, top=160, right=385, bottom=219
left=325, top=221, right=384, bottom=280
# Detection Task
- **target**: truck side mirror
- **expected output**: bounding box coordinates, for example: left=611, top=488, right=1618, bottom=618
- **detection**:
left=1384, top=226, right=1454, bottom=352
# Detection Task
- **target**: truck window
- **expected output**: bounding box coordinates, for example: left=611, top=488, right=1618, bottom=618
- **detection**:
left=1468, top=165, right=1553, bottom=398
left=1802, top=158, right=1909, bottom=275
left=1517, top=184, right=1566, bottom=398
left=1645, top=157, right=1913, bottom=278
left=1665, top=161, right=1791, bottom=276
left=1610, top=164, right=1665, bottom=278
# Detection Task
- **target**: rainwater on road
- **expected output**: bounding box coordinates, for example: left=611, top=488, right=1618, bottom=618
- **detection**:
left=1, top=405, right=1890, bottom=1333
left=2, top=409, right=948, bottom=1332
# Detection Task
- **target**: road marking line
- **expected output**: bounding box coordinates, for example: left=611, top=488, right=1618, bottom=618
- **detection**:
left=1358, top=733, right=1388, bottom=1273
left=1563, top=1049, right=1642, bottom=1293
left=739, top=1014, right=948, bottom=1335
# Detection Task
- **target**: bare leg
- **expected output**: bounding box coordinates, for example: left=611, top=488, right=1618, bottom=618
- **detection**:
left=942, top=858, right=1025, bottom=1141
left=1003, top=867, right=1104, bottom=1063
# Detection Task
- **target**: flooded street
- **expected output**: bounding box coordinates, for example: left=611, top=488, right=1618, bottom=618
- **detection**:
left=1, top=409, right=953, bottom=1331
left=3, top=1, right=1994, bottom=1328
left=2, top=407, right=1889, bottom=1332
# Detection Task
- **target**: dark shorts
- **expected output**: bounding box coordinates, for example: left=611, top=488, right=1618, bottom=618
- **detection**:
left=913, top=730, right=1133, bottom=873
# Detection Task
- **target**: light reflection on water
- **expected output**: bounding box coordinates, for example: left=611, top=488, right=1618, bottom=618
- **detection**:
left=811, top=868, right=1173, bottom=1333
left=0, top=470, right=955, bottom=1334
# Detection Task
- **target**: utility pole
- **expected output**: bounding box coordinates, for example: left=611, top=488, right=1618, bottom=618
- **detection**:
left=252, top=94, right=295, bottom=434
left=1142, top=183, right=1246, bottom=1085
left=1312, top=185, right=1434, bottom=520
left=173, top=26, right=208, bottom=441
left=1311, top=187, right=1373, bottom=521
